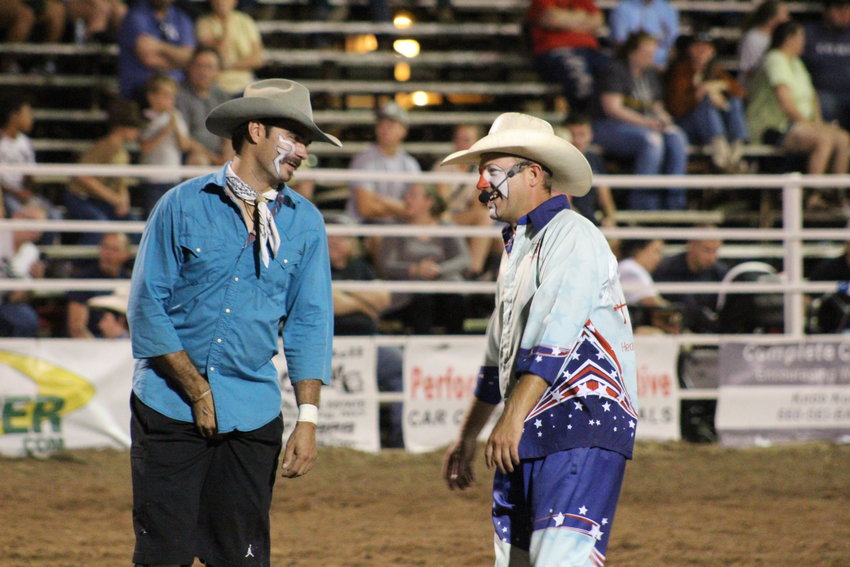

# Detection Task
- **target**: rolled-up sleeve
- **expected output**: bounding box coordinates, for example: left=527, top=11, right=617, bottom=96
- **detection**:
left=128, top=194, right=184, bottom=359
left=282, top=225, right=334, bottom=385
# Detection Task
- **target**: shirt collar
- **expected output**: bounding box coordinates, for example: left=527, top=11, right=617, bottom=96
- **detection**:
left=501, top=194, right=570, bottom=245
left=211, top=162, right=287, bottom=207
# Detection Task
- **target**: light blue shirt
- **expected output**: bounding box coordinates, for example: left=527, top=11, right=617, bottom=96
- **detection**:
left=128, top=164, right=333, bottom=432
left=476, top=196, right=639, bottom=459
left=609, top=0, right=679, bottom=67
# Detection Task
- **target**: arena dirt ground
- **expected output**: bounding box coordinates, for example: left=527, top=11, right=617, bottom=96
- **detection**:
left=1, top=441, right=849, bottom=566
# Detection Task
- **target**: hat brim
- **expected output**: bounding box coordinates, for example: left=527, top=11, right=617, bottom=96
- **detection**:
left=441, top=130, right=592, bottom=197
left=206, top=97, right=342, bottom=147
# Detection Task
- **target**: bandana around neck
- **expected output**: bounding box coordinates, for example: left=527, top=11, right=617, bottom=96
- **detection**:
left=225, top=164, right=281, bottom=268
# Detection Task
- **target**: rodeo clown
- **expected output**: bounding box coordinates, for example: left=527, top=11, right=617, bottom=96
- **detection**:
left=441, top=112, right=639, bottom=567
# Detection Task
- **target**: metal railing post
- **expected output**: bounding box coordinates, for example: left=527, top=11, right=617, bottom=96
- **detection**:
left=782, top=173, right=805, bottom=337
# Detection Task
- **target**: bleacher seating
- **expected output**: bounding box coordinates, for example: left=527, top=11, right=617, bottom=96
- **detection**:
left=0, top=0, right=840, bottom=225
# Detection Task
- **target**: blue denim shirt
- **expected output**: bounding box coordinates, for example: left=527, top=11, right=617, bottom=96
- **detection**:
left=128, top=165, right=333, bottom=432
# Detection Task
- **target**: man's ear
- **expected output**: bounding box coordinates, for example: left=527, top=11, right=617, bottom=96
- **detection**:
left=246, top=120, right=265, bottom=145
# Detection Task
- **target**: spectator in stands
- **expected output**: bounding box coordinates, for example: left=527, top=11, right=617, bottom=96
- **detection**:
left=177, top=46, right=234, bottom=166
left=562, top=113, right=617, bottom=225
left=64, top=97, right=142, bottom=245
left=619, top=237, right=681, bottom=334
left=808, top=239, right=850, bottom=333
left=608, top=0, right=679, bottom=68
left=619, top=238, right=665, bottom=306
left=346, top=101, right=422, bottom=224
left=803, top=0, right=850, bottom=131
left=118, top=0, right=195, bottom=104
left=0, top=94, right=35, bottom=217
left=666, top=32, right=749, bottom=173
left=527, top=0, right=607, bottom=117
left=433, top=123, right=500, bottom=279
left=0, top=0, right=64, bottom=71
left=653, top=231, right=728, bottom=333
left=324, top=212, right=403, bottom=447
left=196, top=0, right=265, bottom=97
left=738, top=0, right=790, bottom=90
left=66, top=232, right=132, bottom=338
left=326, top=213, right=390, bottom=335
left=64, top=0, right=127, bottom=43
left=0, top=202, right=47, bottom=337
left=746, top=20, right=850, bottom=209
left=376, top=184, right=470, bottom=334
left=87, top=291, right=130, bottom=338
left=139, top=73, right=193, bottom=215
left=593, top=31, right=689, bottom=210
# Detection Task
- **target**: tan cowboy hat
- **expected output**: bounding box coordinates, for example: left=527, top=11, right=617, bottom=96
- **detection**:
left=206, top=79, right=342, bottom=147
left=441, top=112, right=592, bottom=197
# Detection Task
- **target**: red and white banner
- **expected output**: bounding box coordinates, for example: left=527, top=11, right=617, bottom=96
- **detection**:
left=401, top=336, right=500, bottom=453
left=634, top=337, right=681, bottom=441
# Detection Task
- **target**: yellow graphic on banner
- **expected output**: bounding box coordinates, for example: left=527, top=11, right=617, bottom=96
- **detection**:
left=0, top=351, right=95, bottom=435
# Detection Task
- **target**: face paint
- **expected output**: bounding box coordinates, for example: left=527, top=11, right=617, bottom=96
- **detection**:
left=273, top=134, right=297, bottom=176
left=479, top=161, right=532, bottom=204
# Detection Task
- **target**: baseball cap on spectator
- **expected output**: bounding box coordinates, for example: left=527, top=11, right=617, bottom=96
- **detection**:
left=88, top=292, right=129, bottom=315
left=376, top=102, right=410, bottom=126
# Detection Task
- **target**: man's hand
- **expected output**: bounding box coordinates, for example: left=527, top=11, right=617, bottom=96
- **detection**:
left=191, top=390, right=218, bottom=439
left=281, top=421, right=318, bottom=478
left=484, top=411, right=524, bottom=474
left=442, top=436, right=477, bottom=490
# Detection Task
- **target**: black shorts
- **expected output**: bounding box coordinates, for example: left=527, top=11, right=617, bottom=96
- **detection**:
left=130, top=393, right=283, bottom=566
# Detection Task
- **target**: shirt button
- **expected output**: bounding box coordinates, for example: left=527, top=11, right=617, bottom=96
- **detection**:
left=195, top=247, right=201, bottom=253
left=209, top=366, right=215, bottom=372
left=217, top=338, right=222, bottom=343
left=225, top=308, right=231, bottom=313
left=283, top=258, right=288, bottom=264
left=234, top=277, right=239, bottom=282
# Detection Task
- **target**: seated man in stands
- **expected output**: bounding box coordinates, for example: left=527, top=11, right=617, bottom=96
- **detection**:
left=66, top=232, right=132, bottom=338
left=64, top=97, right=142, bottom=244
left=375, top=184, right=470, bottom=334
left=803, top=0, right=850, bottom=132
left=177, top=46, right=233, bottom=166
left=562, top=113, right=617, bottom=226
left=526, top=0, right=607, bottom=118
left=87, top=292, right=130, bottom=339
left=0, top=93, right=35, bottom=217
left=433, top=123, right=501, bottom=279
left=0, top=202, right=48, bottom=337
left=346, top=102, right=422, bottom=224
left=653, top=230, right=728, bottom=333
left=118, top=0, right=195, bottom=104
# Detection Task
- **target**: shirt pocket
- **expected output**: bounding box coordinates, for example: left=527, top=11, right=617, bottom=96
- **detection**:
left=178, top=235, right=232, bottom=286
left=262, top=247, right=305, bottom=302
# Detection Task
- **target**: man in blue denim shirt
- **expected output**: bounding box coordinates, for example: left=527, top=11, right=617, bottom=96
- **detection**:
left=442, top=113, right=638, bottom=567
left=128, top=79, right=340, bottom=567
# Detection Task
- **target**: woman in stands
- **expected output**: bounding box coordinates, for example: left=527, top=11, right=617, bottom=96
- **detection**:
left=746, top=20, right=850, bottom=209
left=737, top=0, right=790, bottom=89
left=666, top=32, right=749, bottom=173
left=592, top=31, right=689, bottom=211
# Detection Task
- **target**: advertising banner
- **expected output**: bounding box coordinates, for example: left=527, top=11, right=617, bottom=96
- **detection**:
left=402, top=336, right=496, bottom=453
left=279, top=337, right=380, bottom=453
left=0, top=339, right=133, bottom=458
left=716, top=341, right=850, bottom=447
left=634, top=337, right=681, bottom=441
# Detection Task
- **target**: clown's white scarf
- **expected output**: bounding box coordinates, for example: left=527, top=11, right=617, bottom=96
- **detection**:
left=225, top=164, right=280, bottom=268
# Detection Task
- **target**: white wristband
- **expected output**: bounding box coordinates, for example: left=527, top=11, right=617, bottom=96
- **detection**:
left=297, top=403, right=319, bottom=424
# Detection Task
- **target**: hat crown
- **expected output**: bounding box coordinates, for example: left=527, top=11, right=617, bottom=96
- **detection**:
left=243, top=79, right=315, bottom=120
left=488, top=112, right=554, bottom=137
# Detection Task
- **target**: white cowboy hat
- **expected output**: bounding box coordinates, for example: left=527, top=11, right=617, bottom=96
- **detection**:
left=206, top=79, right=342, bottom=147
left=440, top=112, right=592, bottom=197
left=88, top=292, right=129, bottom=315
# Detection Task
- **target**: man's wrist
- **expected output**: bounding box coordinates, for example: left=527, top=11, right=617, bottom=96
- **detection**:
left=297, top=403, right=319, bottom=424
